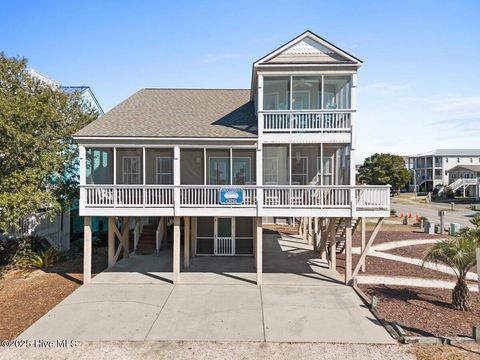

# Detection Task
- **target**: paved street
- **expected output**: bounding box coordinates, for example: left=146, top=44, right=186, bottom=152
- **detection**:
left=391, top=197, right=477, bottom=229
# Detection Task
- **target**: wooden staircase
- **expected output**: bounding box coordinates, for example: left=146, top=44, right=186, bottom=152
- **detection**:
left=135, top=223, right=157, bottom=255
left=326, top=217, right=359, bottom=254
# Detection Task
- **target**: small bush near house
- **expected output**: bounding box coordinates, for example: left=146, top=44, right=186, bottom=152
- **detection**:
left=15, top=247, right=65, bottom=269
left=443, top=186, right=454, bottom=199
left=390, top=209, right=397, bottom=216
left=0, top=235, right=48, bottom=267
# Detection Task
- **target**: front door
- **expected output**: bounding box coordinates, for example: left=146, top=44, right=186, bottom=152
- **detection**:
left=214, top=217, right=234, bottom=255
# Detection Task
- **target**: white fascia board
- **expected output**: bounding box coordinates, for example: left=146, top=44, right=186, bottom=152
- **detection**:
left=257, top=69, right=357, bottom=76
left=74, top=136, right=257, bottom=141
left=254, top=31, right=362, bottom=66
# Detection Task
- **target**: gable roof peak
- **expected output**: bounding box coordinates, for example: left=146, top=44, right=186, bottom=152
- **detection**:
left=253, top=30, right=362, bottom=66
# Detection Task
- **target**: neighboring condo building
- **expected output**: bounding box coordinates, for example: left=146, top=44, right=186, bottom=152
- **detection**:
left=446, top=165, right=480, bottom=198
left=407, top=149, right=480, bottom=194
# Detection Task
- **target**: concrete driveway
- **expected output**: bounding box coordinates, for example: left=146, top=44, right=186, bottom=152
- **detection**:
left=18, top=234, right=394, bottom=344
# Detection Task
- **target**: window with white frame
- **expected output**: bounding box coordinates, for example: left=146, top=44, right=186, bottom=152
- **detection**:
left=291, top=156, right=308, bottom=184
left=156, top=157, right=172, bottom=184
left=264, top=157, right=279, bottom=184
left=122, top=156, right=140, bottom=184
left=317, top=156, right=334, bottom=185
left=232, top=157, right=251, bottom=185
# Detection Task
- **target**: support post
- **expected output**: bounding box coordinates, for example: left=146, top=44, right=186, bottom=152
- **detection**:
left=191, top=217, right=196, bottom=258
left=83, top=216, right=92, bottom=284
left=256, top=217, right=263, bottom=285
left=345, top=218, right=352, bottom=285
left=122, top=216, right=129, bottom=258
left=307, top=217, right=313, bottom=245
left=253, top=217, right=257, bottom=260
left=108, top=216, right=115, bottom=267
left=319, top=218, right=327, bottom=260
left=173, top=146, right=180, bottom=214
left=184, top=216, right=190, bottom=268
left=329, top=221, right=337, bottom=271
left=477, top=247, right=480, bottom=294
left=351, top=218, right=384, bottom=281
left=302, top=217, right=308, bottom=240
left=173, top=216, right=180, bottom=284
left=361, top=217, right=366, bottom=272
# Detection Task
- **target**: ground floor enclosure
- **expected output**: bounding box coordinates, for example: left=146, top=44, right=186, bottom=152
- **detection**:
left=196, top=217, right=254, bottom=256
left=81, top=214, right=384, bottom=288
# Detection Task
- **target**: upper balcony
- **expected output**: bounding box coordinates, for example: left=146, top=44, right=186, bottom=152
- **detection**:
left=258, top=75, right=354, bottom=143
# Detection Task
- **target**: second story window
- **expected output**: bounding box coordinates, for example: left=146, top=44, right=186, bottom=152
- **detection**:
left=263, top=75, right=352, bottom=111
left=122, top=156, right=140, bottom=184
left=156, top=157, right=172, bottom=185
left=263, top=77, right=290, bottom=110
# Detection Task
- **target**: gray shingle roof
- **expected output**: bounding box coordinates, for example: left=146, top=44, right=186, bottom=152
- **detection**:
left=412, top=149, right=480, bottom=157
left=447, top=165, right=480, bottom=173
left=75, top=89, right=257, bottom=138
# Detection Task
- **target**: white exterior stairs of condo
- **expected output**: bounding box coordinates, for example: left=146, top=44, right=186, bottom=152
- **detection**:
left=449, top=178, right=477, bottom=192
left=438, top=178, right=478, bottom=196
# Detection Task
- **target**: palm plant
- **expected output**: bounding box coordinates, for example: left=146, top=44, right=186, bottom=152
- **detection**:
left=423, top=232, right=478, bottom=311
left=469, top=214, right=480, bottom=228
left=15, top=246, right=64, bottom=270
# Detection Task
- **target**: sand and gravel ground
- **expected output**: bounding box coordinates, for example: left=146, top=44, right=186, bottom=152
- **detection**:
left=0, top=341, right=416, bottom=360
left=2, top=341, right=480, bottom=360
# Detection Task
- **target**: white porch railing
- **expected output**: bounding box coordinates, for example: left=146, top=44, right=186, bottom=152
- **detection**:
left=180, top=187, right=257, bottom=207
left=84, top=186, right=174, bottom=208
left=82, top=185, right=390, bottom=211
left=261, top=110, right=352, bottom=133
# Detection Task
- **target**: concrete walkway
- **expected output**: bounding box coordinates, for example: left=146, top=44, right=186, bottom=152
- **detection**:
left=353, top=239, right=478, bottom=282
left=356, top=275, right=479, bottom=292
left=18, top=234, right=394, bottom=344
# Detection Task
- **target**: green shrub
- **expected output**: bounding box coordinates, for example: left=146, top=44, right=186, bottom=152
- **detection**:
left=15, top=247, right=65, bottom=269
left=443, top=186, right=455, bottom=199
left=0, top=236, right=37, bottom=266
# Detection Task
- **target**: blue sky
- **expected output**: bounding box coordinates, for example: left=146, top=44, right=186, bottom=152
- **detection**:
left=1, top=0, right=479, bottom=161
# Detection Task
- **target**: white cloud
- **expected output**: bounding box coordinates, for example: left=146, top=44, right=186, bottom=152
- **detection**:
left=431, top=96, right=480, bottom=118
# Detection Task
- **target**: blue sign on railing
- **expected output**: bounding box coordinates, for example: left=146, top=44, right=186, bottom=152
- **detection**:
left=219, top=188, right=244, bottom=205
